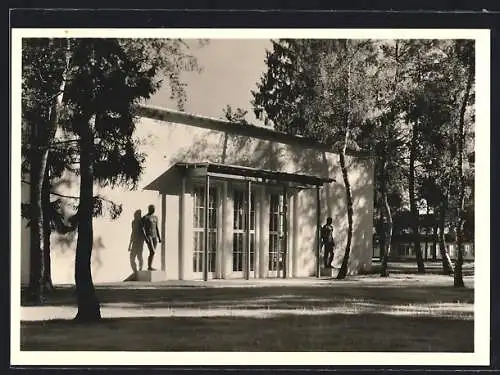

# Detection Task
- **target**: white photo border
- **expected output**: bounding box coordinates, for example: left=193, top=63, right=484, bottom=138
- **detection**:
left=10, top=28, right=491, bottom=367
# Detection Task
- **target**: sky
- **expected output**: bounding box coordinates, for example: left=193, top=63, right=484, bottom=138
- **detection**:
left=147, top=39, right=272, bottom=125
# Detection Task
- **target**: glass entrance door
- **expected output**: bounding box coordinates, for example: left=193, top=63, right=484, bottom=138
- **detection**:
left=268, top=192, right=285, bottom=277
left=232, top=189, right=256, bottom=278
left=193, top=186, right=217, bottom=279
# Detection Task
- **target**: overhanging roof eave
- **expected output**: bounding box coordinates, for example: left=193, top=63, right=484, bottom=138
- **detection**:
left=175, top=162, right=334, bottom=186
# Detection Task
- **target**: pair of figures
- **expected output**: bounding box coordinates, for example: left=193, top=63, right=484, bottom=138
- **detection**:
left=129, top=204, right=161, bottom=272
left=321, top=217, right=336, bottom=268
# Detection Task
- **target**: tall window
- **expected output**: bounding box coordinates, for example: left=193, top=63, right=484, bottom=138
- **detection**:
left=193, top=186, right=217, bottom=273
left=233, top=189, right=255, bottom=272
left=269, top=193, right=282, bottom=271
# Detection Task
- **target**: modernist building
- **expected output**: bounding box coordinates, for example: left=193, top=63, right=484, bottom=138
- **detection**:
left=20, top=105, right=374, bottom=284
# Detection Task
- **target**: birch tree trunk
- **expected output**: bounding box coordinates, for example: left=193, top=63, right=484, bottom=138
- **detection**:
left=409, top=124, right=425, bottom=273
left=41, top=167, right=53, bottom=291
left=380, top=177, right=392, bottom=277
left=337, top=47, right=354, bottom=280
left=439, top=198, right=454, bottom=275
left=454, top=54, right=474, bottom=288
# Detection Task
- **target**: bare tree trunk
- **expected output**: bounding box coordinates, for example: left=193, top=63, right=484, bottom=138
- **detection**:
left=221, top=132, right=228, bottom=164
left=380, top=188, right=392, bottom=277
left=337, top=47, right=353, bottom=280
left=28, top=143, right=47, bottom=304
left=74, top=120, right=101, bottom=322
left=439, top=198, right=454, bottom=275
left=424, top=204, right=430, bottom=260
left=454, top=53, right=474, bottom=288
left=41, top=167, right=53, bottom=291
left=337, top=150, right=354, bottom=280
left=379, top=40, right=400, bottom=278
left=409, top=125, right=425, bottom=273
left=379, top=153, right=392, bottom=277
left=378, top=211, right=386, bottom=262
left=454, top=222, right=465, bottom=287
left=30, top=38, right=71, bottom=298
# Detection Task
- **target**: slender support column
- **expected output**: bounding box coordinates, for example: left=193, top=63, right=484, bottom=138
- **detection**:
left=316, top=185, right=321, bottom=278
left=282, top=186, right=288, bottom=279
left=178, top=176, right=186, bottom=280
left=277, top=194, right=282, bottom=279
left=216, top=185, right=223, bottom=279
left=220, top=181, right=228, bottom=279
left=161, top=193, right=166, bottom=271
left=254, top=186, right=260, bottom=279
left=222, top=181, right=232, bottom=279
left=259, top=188, right=268, bottom=278
left=292, top=193, right=299, bottom=278
left=246, top=180, right=252, bottom=280
left=203, top=174, right=210, bottom=282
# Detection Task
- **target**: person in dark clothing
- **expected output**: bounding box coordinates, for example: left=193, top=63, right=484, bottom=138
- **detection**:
left=321, top=217, right=335, bottom=268
left=141, top=204, right=161, bottom=271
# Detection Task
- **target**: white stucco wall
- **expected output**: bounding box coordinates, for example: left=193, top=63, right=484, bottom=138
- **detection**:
left=20, top=115, right=374, bottom=285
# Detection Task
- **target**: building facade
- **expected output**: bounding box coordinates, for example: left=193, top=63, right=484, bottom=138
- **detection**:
left=20, top=105, right=374, bottom=284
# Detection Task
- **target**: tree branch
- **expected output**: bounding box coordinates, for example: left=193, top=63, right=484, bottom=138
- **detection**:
left=21, top=180, right=114, bottom=204
left=50, top=138, right=80, bottom=146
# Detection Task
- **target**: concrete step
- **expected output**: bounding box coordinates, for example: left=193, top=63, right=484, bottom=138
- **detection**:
left=135, top=270, right=168, bottom=282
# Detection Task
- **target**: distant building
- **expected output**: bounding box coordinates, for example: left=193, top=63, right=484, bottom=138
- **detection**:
left=21, top=105, right=375, bottom=284
left=373, top=240, right=474, bottom=261
left=373, top=212, right=474, bottom=261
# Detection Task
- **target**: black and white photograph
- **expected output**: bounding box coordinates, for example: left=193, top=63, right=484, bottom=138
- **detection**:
left=10, top=27, right=490, bottom=366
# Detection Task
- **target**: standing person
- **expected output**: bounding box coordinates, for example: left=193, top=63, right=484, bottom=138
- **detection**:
left=321, top=217, right=335, bottom=268
left=141, top=204, right=161, bottom=271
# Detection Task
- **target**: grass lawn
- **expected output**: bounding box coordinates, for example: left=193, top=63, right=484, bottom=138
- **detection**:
left=20, top=270, right=474, bottom=352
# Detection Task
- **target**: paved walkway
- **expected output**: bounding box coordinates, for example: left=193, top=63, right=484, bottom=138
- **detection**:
left=45, top=271, right=474, bottom=290
left=99, top=277, right=340, bottom=289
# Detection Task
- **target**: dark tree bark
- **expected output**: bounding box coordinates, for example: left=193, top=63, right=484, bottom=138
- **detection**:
left=454, top=223, right=465, bottom=287
left=28, top=144, right=47, bottom=304
left=337, top=150, right=354, bottom=280
left=409, top=125, right=425, bottom=273
left=221, top=132, right=228, bottom=164
left=74, top=121, right=101, bottom=322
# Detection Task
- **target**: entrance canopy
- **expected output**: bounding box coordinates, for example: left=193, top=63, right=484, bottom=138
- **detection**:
left=175, top=162, right=335, bottom=188
left=175, top=161, right=331, bottom=281
left=144, top=161, right=332, bottom=281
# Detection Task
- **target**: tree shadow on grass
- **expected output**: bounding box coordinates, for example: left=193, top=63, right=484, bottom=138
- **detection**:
left=24, top=284, right=474, bottom=310
left=20, top=312, right=473, bottom=352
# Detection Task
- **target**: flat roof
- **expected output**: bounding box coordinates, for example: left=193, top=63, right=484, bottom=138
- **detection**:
left=137, top=104, right=370, bottom=158
left=176, top=162, right=335, bottom=187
